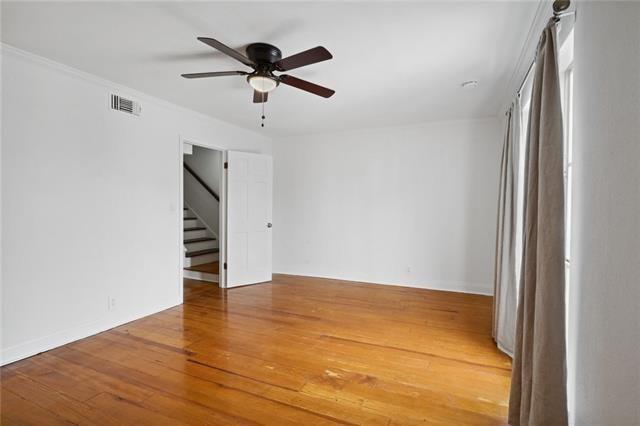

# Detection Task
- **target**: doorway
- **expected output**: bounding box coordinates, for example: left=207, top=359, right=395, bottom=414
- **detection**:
left=179, top=139, right=274, bottom=294
left=181, top=140, right=226, bottom=288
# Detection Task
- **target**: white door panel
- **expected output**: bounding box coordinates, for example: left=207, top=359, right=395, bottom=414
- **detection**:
left=226, top=151, right=272, bottom=287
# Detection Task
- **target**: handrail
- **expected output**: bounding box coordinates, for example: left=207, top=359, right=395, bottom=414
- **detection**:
left=183, top=162, right=220, bottom=202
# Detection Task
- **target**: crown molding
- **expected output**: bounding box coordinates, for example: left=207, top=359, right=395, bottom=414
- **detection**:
left=497, top=0, right=553, bottom=115
left=0, top=43, right=268, bottom=140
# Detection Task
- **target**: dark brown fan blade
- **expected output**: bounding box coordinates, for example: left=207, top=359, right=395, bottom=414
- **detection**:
left=275, top=46, right=332, bottom=71
left=197, top=37, right=255, bottom=67
left=181, top=71, right=248, bottom=79
left=253, top=90, right=268, bottom=103
left=278, top=75, right=335, bottom=98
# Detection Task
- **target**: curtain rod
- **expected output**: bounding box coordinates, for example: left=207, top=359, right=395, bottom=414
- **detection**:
left=517, top=61, right=535, bottom=98
left=552, top=0, right=571, bottom=17
left=554, top=10, right=576, bottom=20
left=512, top=1, right=575, bottom=101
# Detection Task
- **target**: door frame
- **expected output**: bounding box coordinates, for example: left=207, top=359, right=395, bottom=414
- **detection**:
left=178, top=135, right=228, bottom=291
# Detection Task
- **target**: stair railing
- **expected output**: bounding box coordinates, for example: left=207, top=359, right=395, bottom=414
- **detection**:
left=183, top=162, right=220, bottom=202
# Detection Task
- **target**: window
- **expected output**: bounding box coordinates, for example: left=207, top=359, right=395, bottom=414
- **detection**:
left=558, top=26, right=575, bottom=424
left=562, top=65, right=574, bottom=311
left=559, top=30, right=575, bottom=269
left=514, top=65, right=535, bottom=297
left=558, top=29, right=574, bottom=330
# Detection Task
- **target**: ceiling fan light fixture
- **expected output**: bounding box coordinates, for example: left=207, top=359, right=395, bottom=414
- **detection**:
left=248, top=75, right=278, bottom=93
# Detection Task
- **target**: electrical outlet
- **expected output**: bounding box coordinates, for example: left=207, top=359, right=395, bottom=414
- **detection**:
left=108, top=297, right=116, bottom=311
left=406, top=266, right=411, bottom=273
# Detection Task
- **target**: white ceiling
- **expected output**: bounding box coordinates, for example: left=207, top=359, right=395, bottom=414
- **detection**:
left=1, top=1, right=538, bottom=137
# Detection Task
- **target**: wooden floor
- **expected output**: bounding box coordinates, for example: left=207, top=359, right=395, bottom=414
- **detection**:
left=1, top=275, right=511, bottom=425
left=184, top=261, right=219, bottom=274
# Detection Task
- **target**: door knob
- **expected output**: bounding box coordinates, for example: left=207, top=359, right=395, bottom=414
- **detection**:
left=267, top=223, right=272, bottom=228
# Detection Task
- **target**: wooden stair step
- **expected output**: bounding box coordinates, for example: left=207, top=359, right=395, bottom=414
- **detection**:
left=184, top=237, right=216, bottom=244
left=186, top=248, right=219, bottom=258
left=184, top=227, right=206, bottom=232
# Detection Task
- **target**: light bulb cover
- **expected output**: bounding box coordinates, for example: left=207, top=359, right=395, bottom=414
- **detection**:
left=461, top=80, right=479, bottom=89
left=249, top=75, right=278, bottom=93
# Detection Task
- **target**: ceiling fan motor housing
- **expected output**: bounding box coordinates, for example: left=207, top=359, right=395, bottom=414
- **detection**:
left=246, top=43, right=282, bottom=67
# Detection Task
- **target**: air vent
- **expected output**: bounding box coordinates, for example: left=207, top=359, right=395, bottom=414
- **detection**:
left=110, top=94, right=141, bottom=116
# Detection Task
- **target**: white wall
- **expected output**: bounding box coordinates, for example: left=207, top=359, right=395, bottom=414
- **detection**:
left=0, top=45, right=271, bottom=365
left=570, top=2, right=640, bottom=424
left=273, top=118, right=502, bottom=294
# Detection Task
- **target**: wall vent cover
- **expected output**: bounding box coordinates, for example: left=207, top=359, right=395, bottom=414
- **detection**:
left=110, top=94, right=141, bottom=116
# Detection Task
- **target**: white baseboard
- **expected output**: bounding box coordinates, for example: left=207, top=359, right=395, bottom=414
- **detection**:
left=0, top=300, right=180, bottom=366
left=273, top=271, right=493, bottom=296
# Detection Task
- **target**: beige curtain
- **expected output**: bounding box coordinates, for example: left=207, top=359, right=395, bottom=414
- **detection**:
left=492, top=100, right=521, bottom=357
left=508, top=22, right=568, bottom=426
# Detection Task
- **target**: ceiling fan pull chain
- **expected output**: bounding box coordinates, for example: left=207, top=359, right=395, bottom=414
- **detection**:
left=261, top=94, right=266, bottom=127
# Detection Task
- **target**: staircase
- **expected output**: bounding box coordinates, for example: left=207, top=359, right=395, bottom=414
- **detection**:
left=183, top=206, right=219, bottom=283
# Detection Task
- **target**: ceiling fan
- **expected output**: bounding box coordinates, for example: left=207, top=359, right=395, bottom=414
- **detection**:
left=181, top=38, right=335, bottom=105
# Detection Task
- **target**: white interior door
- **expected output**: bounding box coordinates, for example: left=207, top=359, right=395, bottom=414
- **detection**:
left=225, top=151, right=273, bottom=288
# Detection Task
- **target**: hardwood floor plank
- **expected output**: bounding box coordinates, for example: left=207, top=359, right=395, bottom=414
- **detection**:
left=1, top=275, right=510, bottom=424
left=185, top=261, right=220, bottom=274
left=85, top=392, right=178, bottom=426
left=0, top=388, right=74, bottom=425
left=75, top=333, right=390, bottom=425
left=49, top=343, right=347, bottom=425
left=6, top=352, right=153, bottom=403
left=138, top=393, right=258, bottom=426
left=1, top=373, right=119, bottom=425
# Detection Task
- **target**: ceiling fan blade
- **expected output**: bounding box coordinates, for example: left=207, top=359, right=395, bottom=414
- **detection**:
left=253, top=90, right=268, bottom=103
left=197, top=37, right=256, bottom=67
left=278, top=75, right=335, bottom=98
left=275, top=46, right=332, bottom=71
left=181, top=71, right=249, bottom=79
